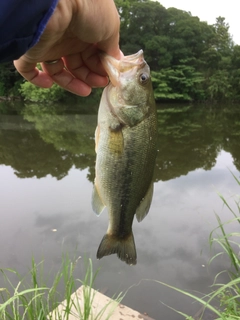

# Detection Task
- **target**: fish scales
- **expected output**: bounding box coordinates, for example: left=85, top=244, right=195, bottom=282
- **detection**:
left=97, top=113, right=156, bottom=233
left=92, top=50, right=157, bottom=265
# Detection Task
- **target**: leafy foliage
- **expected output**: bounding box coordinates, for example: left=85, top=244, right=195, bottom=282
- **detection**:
left=19, top=82, right=65, bottom=102
left=0, top=0, right=239, bottom=102
left=115, top=0, right=240, bottom=102
left=152, top=61, right=204, bottom=101
left=0, top=62, right=22, bottom=97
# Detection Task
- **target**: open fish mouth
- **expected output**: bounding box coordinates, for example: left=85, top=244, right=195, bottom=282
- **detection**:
left=100, top=50, right=146, bottom=87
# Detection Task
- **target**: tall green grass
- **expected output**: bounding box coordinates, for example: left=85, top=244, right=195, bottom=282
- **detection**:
left=0, top=256, right=123, bottom=320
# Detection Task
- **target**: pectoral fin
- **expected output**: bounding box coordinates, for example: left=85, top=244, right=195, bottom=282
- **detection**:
left=92, top=181, right=105, bottom=216
left=136, top=182, right=154, bottom=222
left=108, top=126, right=124, bottom=155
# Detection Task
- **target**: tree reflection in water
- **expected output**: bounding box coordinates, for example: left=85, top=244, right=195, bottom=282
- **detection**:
left=0, top=101, right=240, bottom=182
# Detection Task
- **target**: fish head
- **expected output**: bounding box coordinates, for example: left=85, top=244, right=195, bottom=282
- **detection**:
left=100, top=50, right=155, bottom=126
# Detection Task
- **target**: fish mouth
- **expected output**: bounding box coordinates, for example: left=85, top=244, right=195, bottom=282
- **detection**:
left=100, top=50, right=146, bottom=87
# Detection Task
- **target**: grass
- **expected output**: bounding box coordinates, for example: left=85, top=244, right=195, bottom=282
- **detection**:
left=156, top=172, right=240, bottom=319
left=0, top=256, right=123, bottom=320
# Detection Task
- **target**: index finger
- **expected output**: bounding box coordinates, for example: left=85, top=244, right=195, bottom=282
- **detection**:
left=14, top=59, right=53, bottom=88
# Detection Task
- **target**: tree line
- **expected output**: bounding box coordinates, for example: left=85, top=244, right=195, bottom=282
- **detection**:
left=116, top=0, right=240, bottom=102
left=0, top=0, right=239, bottom=102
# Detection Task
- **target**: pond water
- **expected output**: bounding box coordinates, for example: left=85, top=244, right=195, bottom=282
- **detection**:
left=0, top=101, right=240, bottom=319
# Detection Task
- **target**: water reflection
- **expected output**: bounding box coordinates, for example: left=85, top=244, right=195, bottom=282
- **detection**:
left=0, top=104, right=96, bottom=180
left=1, top=102, right=240, bottom=180
left=0, top=101, right=240, bottom=319
left=155, top=106, right=240, bottom=180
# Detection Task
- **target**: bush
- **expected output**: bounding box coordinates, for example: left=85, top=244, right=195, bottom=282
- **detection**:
left=19, top=82, right=65, bottom=102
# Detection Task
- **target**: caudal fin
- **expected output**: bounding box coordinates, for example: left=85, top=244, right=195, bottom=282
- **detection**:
left=96, top=232, right=137, bottom=265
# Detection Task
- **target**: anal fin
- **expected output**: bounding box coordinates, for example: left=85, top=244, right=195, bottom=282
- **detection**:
left=136, top=182, right=154, bottom=222
left=92, top=181, right=105, bottom=216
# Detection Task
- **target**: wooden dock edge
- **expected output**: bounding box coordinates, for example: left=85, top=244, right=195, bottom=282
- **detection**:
left=49, top=285, right=155, bottom=320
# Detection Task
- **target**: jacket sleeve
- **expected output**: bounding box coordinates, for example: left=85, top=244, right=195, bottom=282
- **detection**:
left=0, top=0, right=58, bottom=63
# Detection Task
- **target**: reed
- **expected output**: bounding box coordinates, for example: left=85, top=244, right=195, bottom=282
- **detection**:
left=0, top=255, right=123, bottom=320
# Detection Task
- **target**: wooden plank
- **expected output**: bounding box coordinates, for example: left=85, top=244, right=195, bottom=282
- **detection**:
left=49, top=286, right=155, bottom=320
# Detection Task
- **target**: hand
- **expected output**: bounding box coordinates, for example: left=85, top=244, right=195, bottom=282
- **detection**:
left=14, top=0, right=121, bottom=96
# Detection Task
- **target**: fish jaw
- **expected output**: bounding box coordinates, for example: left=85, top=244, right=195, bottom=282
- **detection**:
left=100, top=50, right=153, bottom=127
left=100, top=50, right=146, bottom=88
left=100, top=54, right=120, bottom=87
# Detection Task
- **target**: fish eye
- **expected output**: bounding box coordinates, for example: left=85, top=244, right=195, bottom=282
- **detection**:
left=139, top=73, right=149, bottom=85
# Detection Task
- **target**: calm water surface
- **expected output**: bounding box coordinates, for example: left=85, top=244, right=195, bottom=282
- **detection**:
left=0, top=101, right=240, bottom=319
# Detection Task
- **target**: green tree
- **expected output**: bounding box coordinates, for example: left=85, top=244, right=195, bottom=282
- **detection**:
left=152, top=61, right=204, bottom=101
left=152, top=69, right=183, bottom=100
left=0, top=62, right=22, bottom=97
left=230, top=45, right=240, bottom=100
left=207, top=70, right=232, bottom=100
left=19, top=82, right=66, bottom=102
left=213, top=17, right=233, bottom=55
left=115, top=0, right=239, bottom=101
left=116, top=0, right=240, bottom=101
left=115, top=0, right=168, bottom=68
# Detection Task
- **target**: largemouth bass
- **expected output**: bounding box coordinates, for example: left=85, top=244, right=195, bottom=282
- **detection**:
left=92, top=50, right=157, bottom=265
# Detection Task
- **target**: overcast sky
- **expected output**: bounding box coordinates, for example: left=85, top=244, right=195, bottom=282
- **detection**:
left=158, top=0, right=239, bottom=45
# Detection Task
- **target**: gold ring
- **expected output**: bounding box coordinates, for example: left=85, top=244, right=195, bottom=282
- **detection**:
left=44, top=59, right=60, bottom=65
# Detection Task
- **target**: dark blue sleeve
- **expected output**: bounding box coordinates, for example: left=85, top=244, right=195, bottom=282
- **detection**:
left=0, top=0, right=58, bottom=63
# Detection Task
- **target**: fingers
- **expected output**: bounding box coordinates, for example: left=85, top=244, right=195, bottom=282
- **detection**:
left=64, top=58, right=109, bottom=88
left=14, top=57, right=92, bottom=96
left=63, top=51, right=109, bottom=87
left=14, top=53, right=108, bottom=96
left=41, top=53, right=109, bottom=95
left=13, top=0, right=121, bottom=96
left=14, top=46, right=113, bottom=96
left=14, top=59, right=53, bottom=88
left=41, top=59, right=92, bottom=96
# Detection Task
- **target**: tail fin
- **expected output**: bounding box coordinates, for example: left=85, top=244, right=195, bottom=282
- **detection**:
left=96, top=232, right=137, bottom=265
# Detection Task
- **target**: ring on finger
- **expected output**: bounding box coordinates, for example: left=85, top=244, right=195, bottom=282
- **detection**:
left=44, top=59, right=61, bottom=65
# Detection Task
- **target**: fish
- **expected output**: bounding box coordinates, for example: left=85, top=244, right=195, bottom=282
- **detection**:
left=92, top=50, right=157, bottom=265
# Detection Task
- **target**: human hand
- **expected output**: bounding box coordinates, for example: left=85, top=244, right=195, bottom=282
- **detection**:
left=14, top=0, right=121, bottom=96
